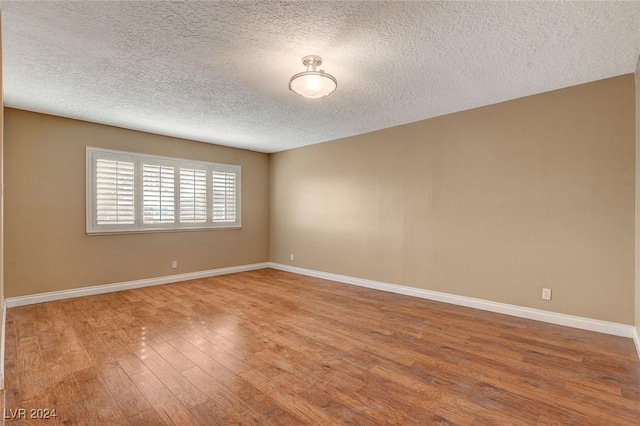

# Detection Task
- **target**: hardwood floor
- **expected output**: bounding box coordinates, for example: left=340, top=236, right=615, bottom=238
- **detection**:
left=3, top=269, right=640, bottom=425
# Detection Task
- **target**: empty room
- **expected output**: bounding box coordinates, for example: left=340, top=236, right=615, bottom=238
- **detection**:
left=0, top=1, right=638, bottom=424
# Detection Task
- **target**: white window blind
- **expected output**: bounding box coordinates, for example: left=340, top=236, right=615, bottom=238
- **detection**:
left=87, top=147, right=241, bottom=233
left=142, top=163, right=175, bottom=224
left=179, top=167, right=207, bottom=223
left=212, top=170, right=237, bottom=223
left=95, top=158, right=135, bottom=225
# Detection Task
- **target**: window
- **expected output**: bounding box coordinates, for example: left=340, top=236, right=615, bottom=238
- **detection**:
left=95, top=157, right=135, bottom=225
left=87, top=147, right=241, bottom=233
left=179, top=167, right=207, bottom=223
left=212, top=170, right=238, bottom=223
left=142, top=162, right=175, bottom=224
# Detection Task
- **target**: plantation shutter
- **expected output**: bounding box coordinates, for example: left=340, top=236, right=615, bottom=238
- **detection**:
left=142, top=163, right=175, bottom=224
left=212, top=170, right=238, bottom=223
left=95, top=158, right=135, bottom=225
left=179, top=167, right=208, bottom=223
left=88, top=148, right=240, bottom=233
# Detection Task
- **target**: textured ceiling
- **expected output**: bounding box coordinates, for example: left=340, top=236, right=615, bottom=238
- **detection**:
left=2, top=1, right=639, bottom=153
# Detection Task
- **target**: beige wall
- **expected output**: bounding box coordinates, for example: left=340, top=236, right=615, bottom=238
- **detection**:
left=636, top=57, right=640, bottom=331
left=0, top=11, right=5, bottom=388
left=4, top=108, right=269, bottom=298
left=271, top=75, right=635, bottom=324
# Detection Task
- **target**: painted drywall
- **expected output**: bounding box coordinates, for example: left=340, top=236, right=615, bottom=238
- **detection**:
left=4, top=109, right=269, bottom=298
left=0, top=11, right=5, bottom=389
left=636, top=56, right=640, bottom=331
left=270, top=75, right=635, bottom=324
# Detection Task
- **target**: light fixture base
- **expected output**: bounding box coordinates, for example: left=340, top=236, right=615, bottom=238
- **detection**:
left=302, top=55, right=322, bottom=68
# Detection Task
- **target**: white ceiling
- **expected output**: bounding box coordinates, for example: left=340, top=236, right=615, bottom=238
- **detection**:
left=1, top=1, right=639, bottom=153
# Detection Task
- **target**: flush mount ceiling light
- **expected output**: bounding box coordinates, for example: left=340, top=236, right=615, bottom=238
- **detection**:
left=289, top=55, right=337, bottom=99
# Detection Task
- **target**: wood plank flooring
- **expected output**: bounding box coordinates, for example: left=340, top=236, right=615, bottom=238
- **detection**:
left=3, top=269, right=640, bottom=425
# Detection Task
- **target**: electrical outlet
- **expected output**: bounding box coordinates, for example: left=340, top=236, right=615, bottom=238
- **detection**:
left=290, top=254, right=294, bottom=261
left=542, top=288, right=552, bottom=301
left=172, top=260, right=178, bottom=269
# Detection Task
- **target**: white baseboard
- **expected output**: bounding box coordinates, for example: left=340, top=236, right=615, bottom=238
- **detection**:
left=269, top=263, right=635, bottom=340
left=633, top=327, right=640, bottom=360
left=6, top=262, right=270, bottom=308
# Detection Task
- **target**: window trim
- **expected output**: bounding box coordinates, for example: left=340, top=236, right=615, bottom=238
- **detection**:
left=86, top=147, right=241, bottom=234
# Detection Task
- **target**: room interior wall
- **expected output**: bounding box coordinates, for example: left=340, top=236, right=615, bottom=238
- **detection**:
left=3, top=108, right=270, bottom=298
left=636, top=56, right=640, bottom=332
left=0, top=11, right=5, bottom=389
left=270, top=74, right=635, bottom=325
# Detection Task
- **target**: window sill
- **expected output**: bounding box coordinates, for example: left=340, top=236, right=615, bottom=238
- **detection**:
left=86, top=226, right=241, bottom=236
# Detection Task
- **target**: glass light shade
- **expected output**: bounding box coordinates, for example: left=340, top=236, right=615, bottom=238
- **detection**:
left=289, top=71, right=337, bottom=98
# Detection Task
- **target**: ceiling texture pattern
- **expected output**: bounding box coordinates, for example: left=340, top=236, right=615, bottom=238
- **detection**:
left=2, top=1, right=639, bottom=153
